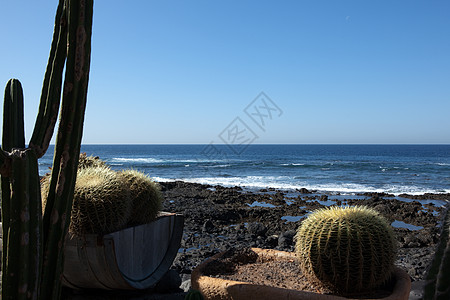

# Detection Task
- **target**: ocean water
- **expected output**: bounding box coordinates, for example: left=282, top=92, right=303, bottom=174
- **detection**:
left=39, top=144, right=450, bottom=195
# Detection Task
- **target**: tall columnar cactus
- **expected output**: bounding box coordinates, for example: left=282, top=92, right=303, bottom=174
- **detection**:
left=295, top=206, right=397, bottom=295
left=0, top=0, right=93, bottom=299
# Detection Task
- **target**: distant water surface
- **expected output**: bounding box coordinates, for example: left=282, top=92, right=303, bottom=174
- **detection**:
left=39, top=144, right=450, bottom=195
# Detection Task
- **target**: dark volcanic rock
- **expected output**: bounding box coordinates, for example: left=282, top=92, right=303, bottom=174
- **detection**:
left=247, top=222, right=267, bottom=237
left=158, top=181, right=449, bottom=283
left=278, top=230, right=296, bottom=249
left=202, top=219, right=214, bottom=233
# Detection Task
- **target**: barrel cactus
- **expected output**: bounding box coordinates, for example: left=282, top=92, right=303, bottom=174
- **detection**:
left=41, top=156, right=163, bottom=236
left=118, top=169, right=163, bottom=227
left=70, top=166, right=132, bottom=236
left=295, top=206, right=397, bottom=295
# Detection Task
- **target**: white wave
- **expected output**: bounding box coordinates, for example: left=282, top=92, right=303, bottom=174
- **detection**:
left=281, top=163, right=305, bottom=166
left=436, top=163, right=450, bottom=166
left=112, top=157, right=164, bottom=163
left=208, top=164, right=232, bottom=168
left=111, top=157, right=232, bottom=164
left=152, top=176, right=450, bottom=196
left=152, top=177, right=174, bottom=182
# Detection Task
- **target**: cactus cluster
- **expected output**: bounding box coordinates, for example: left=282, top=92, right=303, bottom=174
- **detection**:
left=295, top=206, right=397, bottom=295
left=41, top=155, right=163, bottom=237
left=1, top=0, right=94, bottom=298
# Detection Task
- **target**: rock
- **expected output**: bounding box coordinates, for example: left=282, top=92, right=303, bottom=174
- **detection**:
left=180, top=279, right=191, bottom=292
left=247, top=222, right=267, bottom=237
left=158, top=180, right=445, bottom=283
left=278, top=230, right=296, bottom=248
left=265, top=235, right=279, bottom=248
left=202, top=219, right=214, bottom=233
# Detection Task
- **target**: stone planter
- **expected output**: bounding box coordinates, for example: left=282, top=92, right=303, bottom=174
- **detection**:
left=191, top=248, right=411, bottom=300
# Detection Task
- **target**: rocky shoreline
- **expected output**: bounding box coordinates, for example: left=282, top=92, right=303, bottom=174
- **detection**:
left=3, top=180, right=449, bottom=299
left=159, top=181, right=449, bottom=298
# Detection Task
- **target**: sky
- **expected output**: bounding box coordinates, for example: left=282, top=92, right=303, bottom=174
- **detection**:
left=0, top=1, right=449, bottom=144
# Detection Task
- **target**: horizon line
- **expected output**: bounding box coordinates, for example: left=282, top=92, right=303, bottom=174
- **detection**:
left=43, top=142, right=450, bottom=146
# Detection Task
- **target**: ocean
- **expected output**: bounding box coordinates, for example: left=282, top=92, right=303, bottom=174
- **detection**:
left=39, top=144, right=450, bottom=196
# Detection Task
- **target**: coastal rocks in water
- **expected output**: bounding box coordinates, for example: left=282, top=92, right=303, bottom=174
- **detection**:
left=297, top=187, right=313, bottom=194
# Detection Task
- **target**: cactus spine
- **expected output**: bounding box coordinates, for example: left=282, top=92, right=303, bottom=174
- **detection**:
left=295, top=206, right=397, bottom=295
left=0, top=0, right=93, bottom=299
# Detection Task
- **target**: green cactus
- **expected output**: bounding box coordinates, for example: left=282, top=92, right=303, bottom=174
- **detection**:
left=0, top=0, right=93, bottom=299
left=185, top=289, right=205, bottom=300
left=294, top=206, right=397, bottom=295
left=69, top=166, right=132, bottom=236
left=42, top=165, right=129, bottom=236
left=40, top=153, right=107, bottom=207
left=118, top=169, right=163, bottom=227
left=41, top=161, right=163, bottom=236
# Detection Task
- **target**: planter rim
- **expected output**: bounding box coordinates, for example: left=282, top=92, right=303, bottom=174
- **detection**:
left=191, top=247, right=411, bottom=300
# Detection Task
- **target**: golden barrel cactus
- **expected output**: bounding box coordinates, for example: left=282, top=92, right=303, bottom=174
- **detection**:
left=41, top=156, right=163, bottom=237
left=295, top=206, right=397, bottom=295
left=118, top=169, right=163, bottom=227
left=69, top=166, right=131, bottom=236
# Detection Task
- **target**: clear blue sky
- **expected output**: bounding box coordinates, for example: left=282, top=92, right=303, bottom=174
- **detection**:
left=1, top=1, right=449, bottom=144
